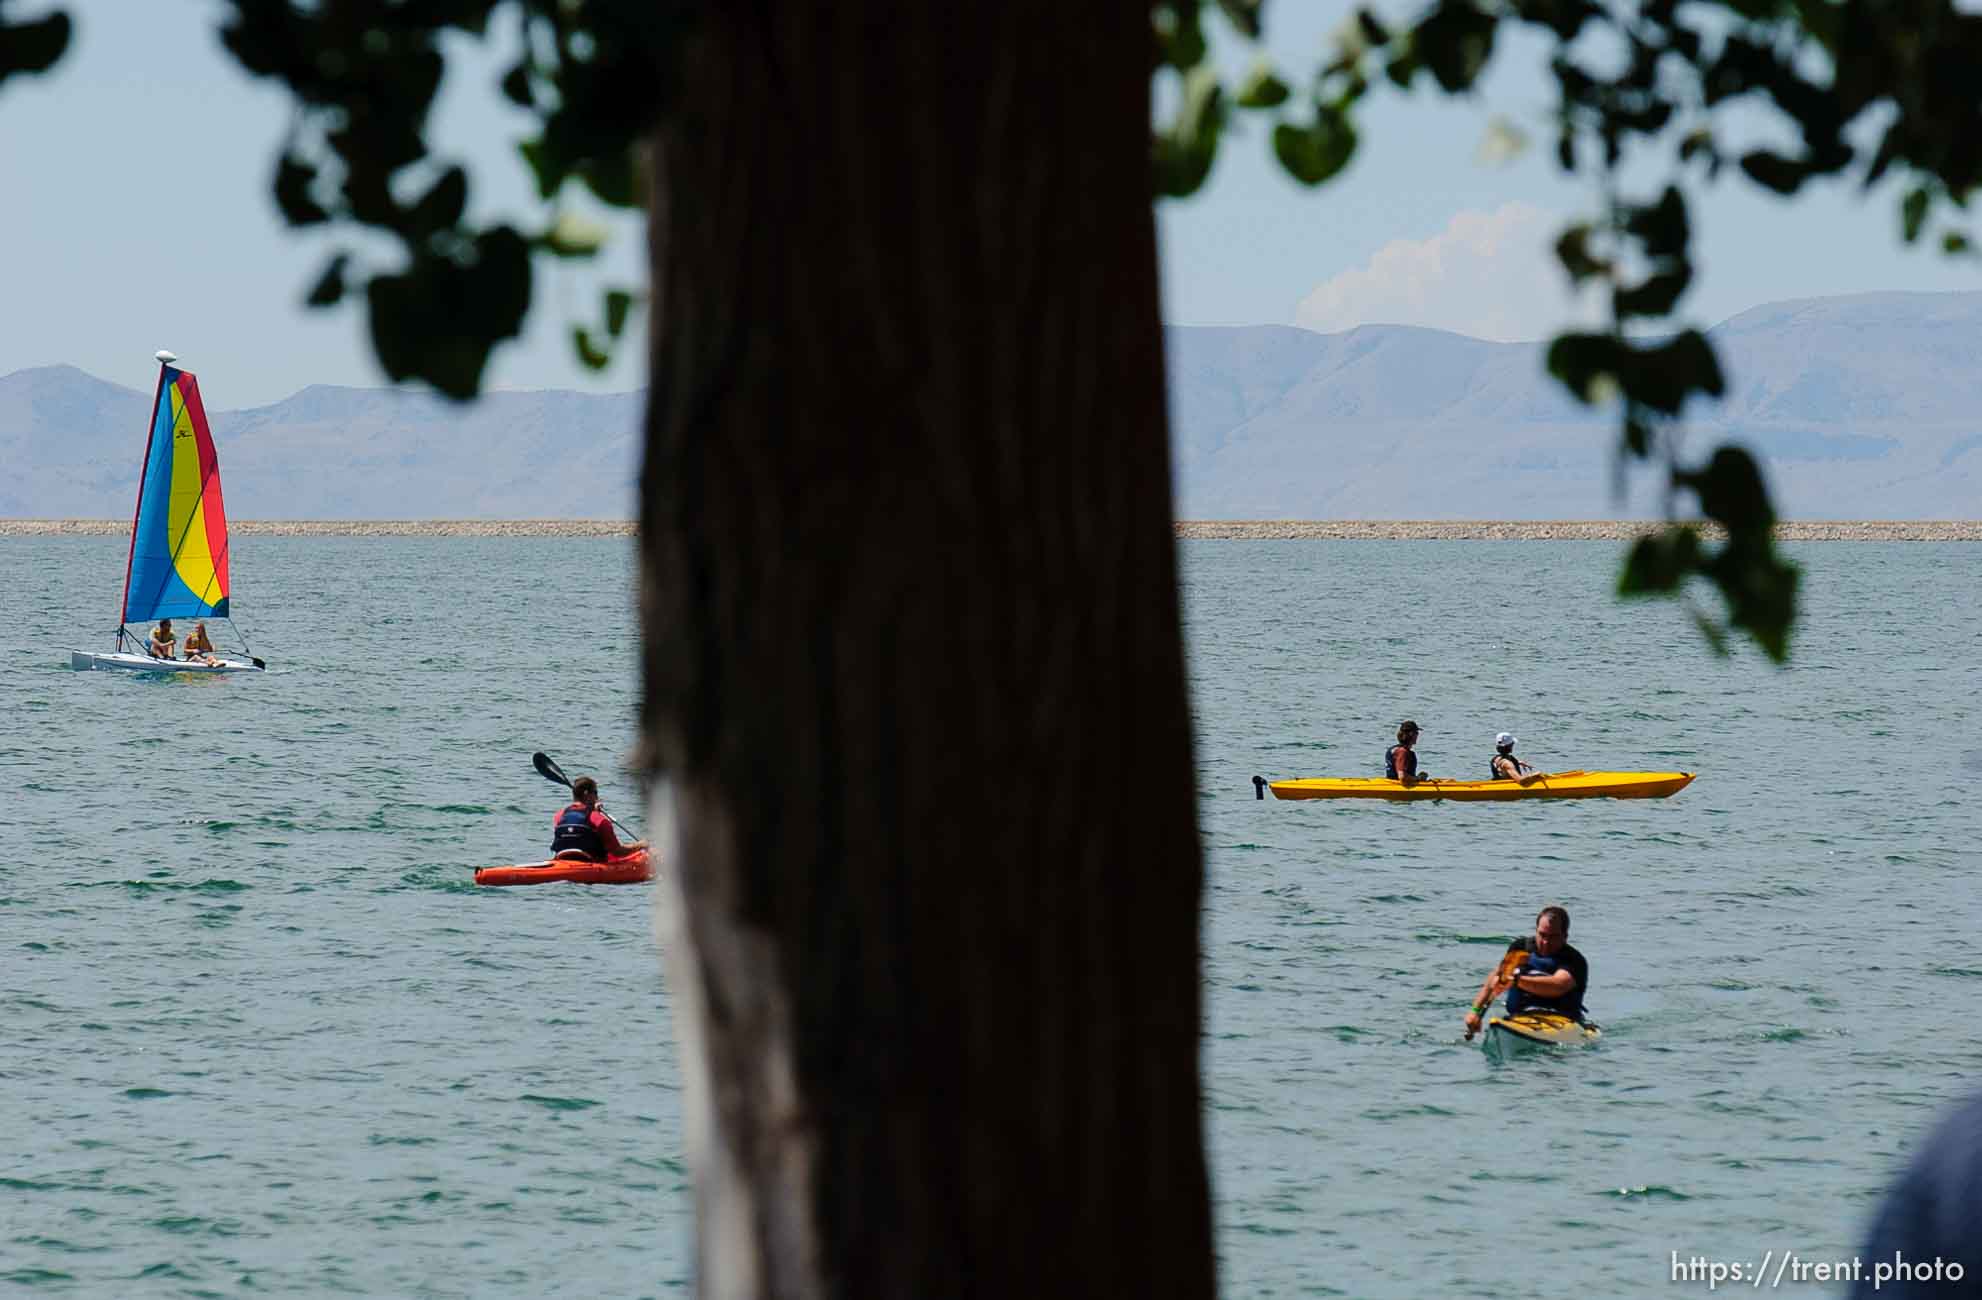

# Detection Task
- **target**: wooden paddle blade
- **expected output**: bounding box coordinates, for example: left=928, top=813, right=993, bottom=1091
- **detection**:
left=1492, top=944, right=1526, bottom=982
left=533, top=752, right=572, bottom=788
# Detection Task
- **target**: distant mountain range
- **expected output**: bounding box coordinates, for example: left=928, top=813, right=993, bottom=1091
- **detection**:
left=5, top=290, right=1978, bottom=519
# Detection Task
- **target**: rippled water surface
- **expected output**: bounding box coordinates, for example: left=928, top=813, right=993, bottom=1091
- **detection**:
left=7, top=536, right=1978, bottom=1296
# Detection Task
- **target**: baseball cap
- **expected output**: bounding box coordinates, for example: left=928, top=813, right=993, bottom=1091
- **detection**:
left=1495, top=732, right=1517, bottom=749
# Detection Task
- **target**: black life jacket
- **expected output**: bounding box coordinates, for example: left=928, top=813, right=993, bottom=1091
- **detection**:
left=1507, top=951, right=1585, bottom=1021
left=1385, top=744, right=1417, bottom=779
left=1489, top=750, right=1532, bottom=779
left=551, top=803, right=606, bottom=860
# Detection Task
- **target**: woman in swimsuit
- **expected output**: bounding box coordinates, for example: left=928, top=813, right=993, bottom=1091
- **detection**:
left=183, top=621, right=218, bottom=665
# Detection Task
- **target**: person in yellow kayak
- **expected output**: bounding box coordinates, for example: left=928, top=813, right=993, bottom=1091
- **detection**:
left=1489, top=732, right=1542, bottom=784
left=1463, top=906, right=1588, bottom=1037
left=1385, top=720, right=1428, bottom=785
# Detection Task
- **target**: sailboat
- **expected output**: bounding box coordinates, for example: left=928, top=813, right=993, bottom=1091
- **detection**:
left=69, top=351, right=266, bottom=674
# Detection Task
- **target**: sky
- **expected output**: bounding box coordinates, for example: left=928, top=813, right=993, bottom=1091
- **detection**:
left=0, top=1, right=1967, bottom=406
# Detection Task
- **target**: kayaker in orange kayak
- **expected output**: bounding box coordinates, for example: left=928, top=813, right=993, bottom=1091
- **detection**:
left=550, top=775, right=647, bottom=861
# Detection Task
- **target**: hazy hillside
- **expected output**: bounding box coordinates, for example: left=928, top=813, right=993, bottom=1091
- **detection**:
left=1166, top=290, right=1982, bottom=518
left=0, top=370, right=642, bottom=519
left=5, top=290, right=1979, bottom=519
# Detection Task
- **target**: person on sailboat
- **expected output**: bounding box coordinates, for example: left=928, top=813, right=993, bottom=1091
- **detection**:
left=183, top=621, right=218, bottom=665
left=550, top=776, right=647, bottom=862
left=147, top=620, right=177, bottom=660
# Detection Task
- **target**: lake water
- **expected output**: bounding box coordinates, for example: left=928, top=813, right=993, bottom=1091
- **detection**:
left=7, top=536, right=1978, bottom=1296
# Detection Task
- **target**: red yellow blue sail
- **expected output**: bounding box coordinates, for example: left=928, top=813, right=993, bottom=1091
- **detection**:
left=121, top=364, right=232, bottom=624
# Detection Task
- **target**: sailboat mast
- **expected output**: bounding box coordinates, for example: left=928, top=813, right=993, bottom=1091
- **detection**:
left=119, top=351, right=176, bottom=629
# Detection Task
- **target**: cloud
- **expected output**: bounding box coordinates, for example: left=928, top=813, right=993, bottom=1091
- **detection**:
left=1293, top=201, right=1602, bottom=342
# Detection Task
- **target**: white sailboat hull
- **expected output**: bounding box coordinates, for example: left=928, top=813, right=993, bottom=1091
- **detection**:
left=70, top=650, right=262, bottom=675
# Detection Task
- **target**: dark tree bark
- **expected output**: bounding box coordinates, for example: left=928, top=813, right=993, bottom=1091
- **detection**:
left=640, top=4, right=1211, bottom=1296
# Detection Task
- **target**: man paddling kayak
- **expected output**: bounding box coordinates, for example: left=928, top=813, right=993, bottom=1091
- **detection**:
left=1464, top=905, right=1589, bottom=1038
left=551, top=775, right=648, bottom=862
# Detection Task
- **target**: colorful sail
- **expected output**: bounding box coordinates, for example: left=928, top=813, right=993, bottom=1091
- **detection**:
left=121, top=364, right=232, bottom=624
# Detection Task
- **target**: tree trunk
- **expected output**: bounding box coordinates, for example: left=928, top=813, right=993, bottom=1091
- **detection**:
left=640, top=5, right=1210, bottom=1296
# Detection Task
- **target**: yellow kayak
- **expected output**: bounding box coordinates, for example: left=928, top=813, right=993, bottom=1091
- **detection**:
left=1261, top=770, right=1694, bottom=802
left=1484, top=1012, right=1601, bottom=1054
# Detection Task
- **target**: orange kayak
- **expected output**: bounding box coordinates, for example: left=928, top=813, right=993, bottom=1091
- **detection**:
left=474, top=849, right=654, bottom=887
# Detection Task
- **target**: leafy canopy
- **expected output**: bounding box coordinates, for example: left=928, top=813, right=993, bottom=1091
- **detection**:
left=10, top=0, right=1972, bottom=659
left=1155, top=0, right=1982, bottom=661
left=221, top=0, right=690, bottom=400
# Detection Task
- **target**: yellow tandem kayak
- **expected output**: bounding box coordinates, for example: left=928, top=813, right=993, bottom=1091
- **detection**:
left=1258, top=770, right=1695, bottom=802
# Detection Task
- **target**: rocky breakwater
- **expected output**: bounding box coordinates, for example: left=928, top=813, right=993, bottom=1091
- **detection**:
left=5, top=520, right=1979, bottom=540
left=0, top=520, right=637, bottom=537
left=1172, top=520, right=1982, bottom=541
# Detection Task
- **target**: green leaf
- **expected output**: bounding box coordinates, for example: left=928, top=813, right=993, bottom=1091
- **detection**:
left=1215, top=0, right=1265, bottom=40
left=1414, top=0, right=1496, bottom=93
left=0, top=11, right=71, bottom=88
left=604, top=288, right=635, bottom=337
left=406, top=165, right=468, bottom=238
left=1384, top=44, right=1421, bottom=88
left=274, top=153, right=331, bottom=227
left=304, top=253, right=348, bottom=307
left=520, top=137, right=569, bottom=201
left=1511, top=0, right=1596, bottom=41
left=1679, top=444, right=1773, bottom=530
left=1622, top=413, right=1652, bottom=457
left=581, top=148, right=638, bottom=209
left=1902, top=187, right=1930, bottom=243
left=1613, top=266, right=1691, bottom=319
left=1545, top=332, right=1626, bottom=403
left=1270, top=109, right=1357, bottom=186
left=364, top=226, right=533, bottom=400
left=1235, top=60, right=1290, bottom=109
left=1701, top=531, right=1798, bottom=663
left=1623, top=186, right=1689, bottom=261
left=1613, top=453, right=1797, bottom=662
left=1617, top=329, right=1723, bottom=414
left=1617, top=526, right=1702, bottom=594
left=573, top=325, right=609, bottom=370
left=501, top=61, right=533, bottom=108
left=1153, top=65, right=1226, bottom=197
left=1738, top=149, right=1808, bottom=195
left=1554, top=224, right=1609, bottom=283
left=1154, top=2, right=1208, bottom=72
